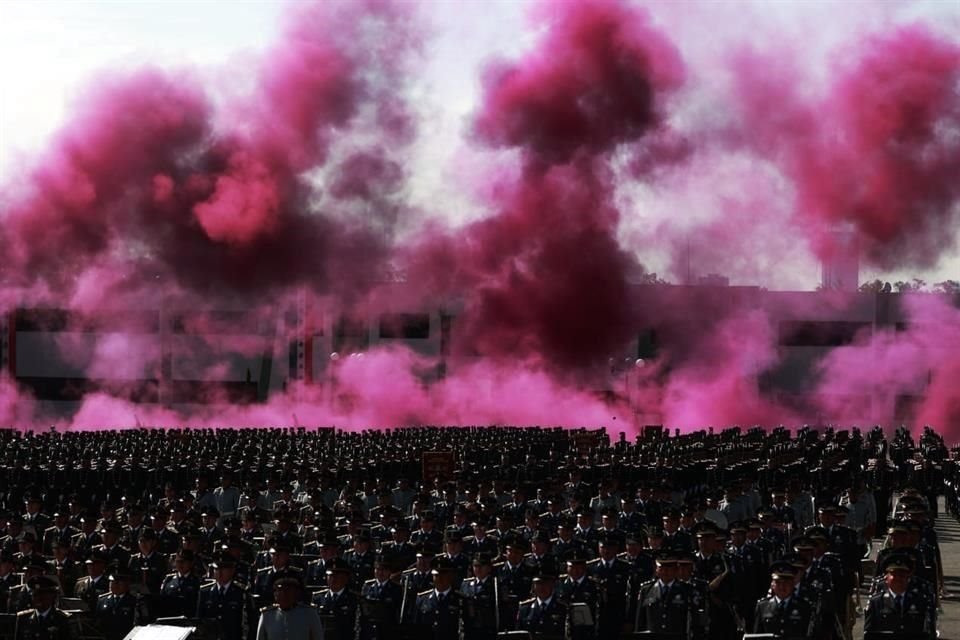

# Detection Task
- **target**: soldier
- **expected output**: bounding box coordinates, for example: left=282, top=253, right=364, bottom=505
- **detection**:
left=516, top=563, right=567, bottom=640
left=618, top=494, right=646, bottom=537
left=460, top=553, right=499, bottom=640
left=253, top=541, right=303, bottom=608
left=47, top=539, right=81, bottom=598
left=14, top=576, right=77, bottom=640
left=464, top=521, right=498, bottom=558
left=92, top=522, right=131, bottom=569
left=121, top=504, right=147, bottom=550
left=0, top=551, right=22, bottom=613
left=21, top=494, right=52, bottom=539
left=410, top=512, right=443, bottom=549
left=693, top=525, right=738, bottom=640
left=306, top=534, right=343, bottom=588
left=677, top=552, right=710, bottom=640
left=726, top=520, right=767, bottom=629
left=343, top=530, right=376, bottom=589
left=41, top=512, right=77, bottom=557
left=95, top=567, right=149, bottom=640
left=557, top=551, right=598, bottom=640
left=256, top=577, right=324, bottom=640
left=379, top=522, right=416, bottom=571
left=573, top=508, right=600, bottom=549
left=495, top=538, right=533, bottom=629
left=439, top=530, right=470, bottom=587
left=74, top=550, right=111, bottom=611
left=409, top=556, right=463, bottom=640
left=198, top=555, right=250, bottom=640
left=635, top=552, right=694, bottom=637
left=662, top=508, right=694, bottom=554
left=865, top=554, right=936, bottom=638
left=127, top=528, right=168, bottom=595
left=358, top=554, right=403, bottom=640
left=753, top=561, right=819, bottom=638
left=587, top=533, right=631, bottom=636
left=158, top=549, right=202, bottom=618
left=552, top=519, right=588, bottom=563
left=311, top=558, right=358, bottom=640
left=9, top=559, right=49, bottom=614
left=401, top=547, right=438, bottom=604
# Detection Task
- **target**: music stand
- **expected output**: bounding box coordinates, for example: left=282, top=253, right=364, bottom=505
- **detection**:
left=122, top=625, right=195, bottom=640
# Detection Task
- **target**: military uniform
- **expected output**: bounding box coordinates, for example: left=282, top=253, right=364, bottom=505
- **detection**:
left=557, top=575, right=598, bottom=640
left=587, top=557, right=630, bottom=635
left=95, top=592, right=148, bottom=640
left=158, top=572, right=202, bottom=618
left=460, top=576, right=498, bottom=640
left=516, top=596, right=567, bottom=640
left=410, top=589, right=463, bottom=640
left=127, top=552, right=168, bottom=594
left=72, top=576, right=109, bottom=612
left=358, top=579, right=402, bottom=640
left=635, top=579, right=693, bottom=637
left=198, top=581, right=250, bottom=640
left=14, top=608, right=77, bottom=640
left=312, top=587, right=358, bottom=640
left=865, top=588, right=936, bottom=637
left=753, top=595, right=818, bottom=638
left=256, top=603, right=324, bottom=640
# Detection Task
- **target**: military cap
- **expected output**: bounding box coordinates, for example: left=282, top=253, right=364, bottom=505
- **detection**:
left=273, top=576, right=303, bottom=591
left=102, top=521, right=123, bottom=535
left=211, top=556, right=237, bottom=569
left=431, top=557, right=456, bottom=575
left=504, top=537, right=529, bottom=552
left=882, top=554, right=915, bottom=574
left=27, top=576, right=58, bottom=593
left=325, top=558, right=351, bottom=575
left=444, top=530, right=463, bottom=543
left=201, top=508, right=220, bottom=518
left=86, top=549, right=110, bottom=564
left=353, top=530, right=372, bottom=543
left=791, top=535, right=815, bottom=550
left=770, top=561, right=797, bottom=580
left=473, top=553, right=495, bottom=567
left=728, top=521, right=748, bottom=534
left=532, top=562, right=559, bottom=582
left=598, top=532, right=623, bottom=548
left=565, top=549, right=590, bottom=565
left=109, top=566, right=134, bottom=581
left=661, top=508, right=681, bottom=519
left=139, top=528, right=159, bottom=541
left=17, top=532, right=37, bottom=543
left=530, top=530, right=552, bottom=544
left=654, top=551, right=679, bottom=566
left=415, top=545, right=438, bottom=559
left=269, top=540, right=292, bottom=554
left=676, top=551, right=696, bottom=565
left=175, top=549, right=196, bottom=562
left=888, top=521, right=911, bottom=535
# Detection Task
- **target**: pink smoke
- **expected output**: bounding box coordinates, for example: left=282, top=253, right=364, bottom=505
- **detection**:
left=2, top=0, right=959, bottom=436
left=732, top=24, right=960, bottom=268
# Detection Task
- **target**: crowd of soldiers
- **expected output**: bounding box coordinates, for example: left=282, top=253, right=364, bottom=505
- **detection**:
left=0, top=423, right=952, bottom=640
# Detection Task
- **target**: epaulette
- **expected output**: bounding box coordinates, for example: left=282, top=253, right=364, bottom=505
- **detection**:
left=259, top=604, right=278, bottom=613
left=17, top=609, right=35, bottom=617
left=418, top=589, right=432, bottom=597
left=520, top=597, right=536, bottom=606
left=97, top=592, right=111, bottom=601
left=164, top=572, right=177, bottom=579
left=493, top=562, right=505, bottom=569
left=549, top=538, right=560, bottom=544
left=199, top=580, right=216, bottom=590
left=401, top=567, right=415, bottom=576
left=586, top=558, right=601, bottom=566
left=362, top=578, right=377, bottom=586
left=257, top=567, right=272, bottom=574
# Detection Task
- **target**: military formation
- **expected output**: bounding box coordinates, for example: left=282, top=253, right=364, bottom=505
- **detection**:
left=0, top=423, right=951, bottom=639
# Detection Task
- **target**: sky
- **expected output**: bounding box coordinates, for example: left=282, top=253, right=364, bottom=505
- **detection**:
left=1, top=0, right=959, bottom=290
